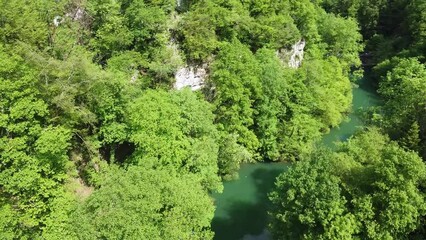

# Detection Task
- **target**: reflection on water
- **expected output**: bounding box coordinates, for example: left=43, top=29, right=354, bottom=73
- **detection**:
left=321, top=77, right=380, bottom=147
left=211, top=163, right=288, bottom=240
left=212, top=77, right=381, bottom=239
left=242, top=229, right=270, bottom=240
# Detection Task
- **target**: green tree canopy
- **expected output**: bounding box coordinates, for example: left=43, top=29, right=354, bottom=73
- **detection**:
left=269, top=149, right=356, bottom=239
left=270, top=129, right=426, bottom=239
left=0, top=46, right=73, bottom=237
left=209, top=40, right=262, bottom=157
left=126, top=89, right=222, bottom=191
left=335, top=129, right=426, bottom=239
left=70, top=165, right=215, bottom=240
left=376, top=57, right=426, bottom=157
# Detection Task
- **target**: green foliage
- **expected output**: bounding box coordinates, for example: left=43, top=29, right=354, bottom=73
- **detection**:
left=288, top=0, right=321, bottom=41
left=23, top=48, right=101, bottom=127
left=178, top=0, right=249, bottom=61
left=0, top=48, right=72, bottom=237
left=91, top=14, right=134, bottom=58
left=210, top=40, right=261, bottom=156
left=208, top=43, right=352, bottom=163
left=407, top=0, right=426, bottom=54
left=178, top=1, right=219, bottom=61
left=70, top=165, right=215, bottom=240
left=0, top=0, right=63, bottom=47
left=321, top=0, right=386, bottom=38
left=336, top=129, right=426, bottom=239
left=87, top=0, right=179, bottom=83
left=254, top=49, right=288, bottom=160
left=253, top=49, right=350, bottom=161
left=297, top=57, right=352, bottom=128
left=107, top=50, right=148, bottom=75
left=126, top=89, right=222, bottom=191
left=124, top=1, right=168, bottom=52
left=0, top=126, right=72, bottom=238
left=23, top=45, right=136, bottom=151
left=0, top=46, right=48, bottom=138
left=376, top=58, right=426, bottom=156
left=269, top=149, right=356, bottom=239
left=41, top=190, right=78, bottom=240
left=178, top=0, right=301, bottom=61
left=217, top=133, right=251, bottom=180
left=270, top=129, right=426, bottom=239
left=248, top=12, right=300, bottom=50
left=2, top=0, right=406, bottom=238
left=264, top=56, right=352, bottom=161
left=400, top=121, right=421, bottom=152
left=318, top=13, right=364, bottom=67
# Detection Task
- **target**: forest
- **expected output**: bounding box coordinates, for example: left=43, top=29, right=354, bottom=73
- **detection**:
left=0, top=0, right=425, bottom=239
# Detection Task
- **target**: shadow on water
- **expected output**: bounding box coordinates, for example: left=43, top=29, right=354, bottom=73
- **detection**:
left=212, top=201, right=265, bottom=240
left=212, top=165, right=288, bottom=240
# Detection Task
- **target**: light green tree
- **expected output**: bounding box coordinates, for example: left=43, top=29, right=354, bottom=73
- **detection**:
left=210, top=40, right=262, bottom=157
left=70, top=165, right=215, bottom=240
left=126, top=89, right=222, bottom=191
left=318, top=13, right=364, bottom=67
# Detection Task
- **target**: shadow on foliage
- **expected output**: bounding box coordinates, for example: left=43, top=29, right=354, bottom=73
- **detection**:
left=100, top=141, right=135, bottom=164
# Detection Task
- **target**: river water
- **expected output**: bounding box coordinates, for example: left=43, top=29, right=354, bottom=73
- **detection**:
left=211, top=77, right=380, bottom=239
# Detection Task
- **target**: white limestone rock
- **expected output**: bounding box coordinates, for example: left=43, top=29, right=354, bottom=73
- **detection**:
left=277, top=40, right=306, bottom=69
left=74, top=8, right=84, bottom=20
left=288, top=40, right=305, bottom=68
left=174, top=65, right=208, bottom=91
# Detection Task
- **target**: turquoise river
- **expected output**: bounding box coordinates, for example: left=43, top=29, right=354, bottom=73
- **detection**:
left=211, top=77, right=381, bottom=240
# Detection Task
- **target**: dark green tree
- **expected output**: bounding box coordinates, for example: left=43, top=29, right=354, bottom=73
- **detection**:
left=400, top=121, right=421, bottom=152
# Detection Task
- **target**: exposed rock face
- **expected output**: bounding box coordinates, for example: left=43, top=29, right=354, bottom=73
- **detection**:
left=174, top=65, right=208, bottom=91
left=66, top=7, right=84, bottom=21
left=53, top=7, right=85, bottom=27
left=277, top=40, right=306, bottom=68
left=288, top=40, right=305, bottom=68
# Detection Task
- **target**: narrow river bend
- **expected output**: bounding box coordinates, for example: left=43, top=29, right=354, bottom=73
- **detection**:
left=211, top=77, right=380, bottom=240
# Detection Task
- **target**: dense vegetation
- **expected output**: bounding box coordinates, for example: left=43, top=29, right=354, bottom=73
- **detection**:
left=0, top=0, right=424, bottom=239
left=269, top=0, right=426, bottom=239
left=270, top=130, right=426, bottom=239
